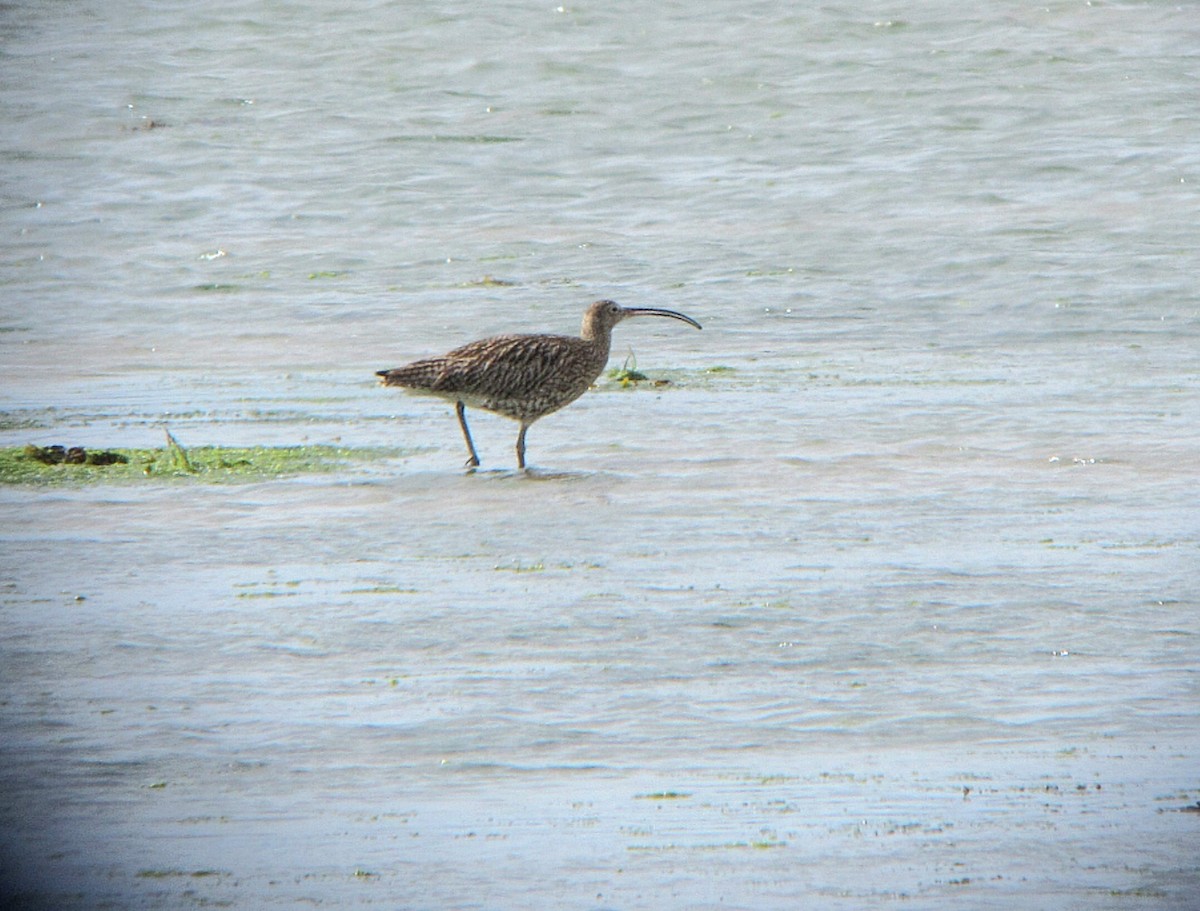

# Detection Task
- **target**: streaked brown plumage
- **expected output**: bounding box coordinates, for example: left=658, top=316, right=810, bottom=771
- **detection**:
left=376, top=299, right=702, bottom=470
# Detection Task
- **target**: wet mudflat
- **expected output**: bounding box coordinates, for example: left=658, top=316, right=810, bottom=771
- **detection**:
left=2, top=354, right=1197, bottom=908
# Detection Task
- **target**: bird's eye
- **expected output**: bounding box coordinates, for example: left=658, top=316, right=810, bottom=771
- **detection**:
left=608, top=303, right=620, bottom=314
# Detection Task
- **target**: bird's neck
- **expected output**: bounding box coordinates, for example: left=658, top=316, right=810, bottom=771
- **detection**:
left=580, top=316, right=610, bottom=344
left=579, top=326, right=613, bottom=372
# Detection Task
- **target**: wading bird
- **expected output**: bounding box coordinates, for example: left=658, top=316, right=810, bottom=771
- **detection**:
left=376, top=299, right=702, bottom=469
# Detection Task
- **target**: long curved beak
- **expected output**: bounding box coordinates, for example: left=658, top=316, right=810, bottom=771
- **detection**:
left=624, top=307, right=703, bottom=330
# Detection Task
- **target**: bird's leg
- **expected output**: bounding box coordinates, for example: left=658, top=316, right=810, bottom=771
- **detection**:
left=515, top=423, right=529, bottom=471
left=456, top=401, right=480, bottom=468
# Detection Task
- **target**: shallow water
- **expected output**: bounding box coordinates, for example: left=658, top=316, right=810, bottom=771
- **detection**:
left=2, top=1, right=1199, bottom=908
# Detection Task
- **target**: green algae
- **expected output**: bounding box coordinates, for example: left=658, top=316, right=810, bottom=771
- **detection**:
left=136, top=869, right=225, bottom=879
left=0, top=443, right=395, bottom=486
left=607, top=351, right=652, bottom=387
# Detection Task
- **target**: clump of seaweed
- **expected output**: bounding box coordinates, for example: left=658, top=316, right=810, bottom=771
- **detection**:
left=607, top=350, right=672, bottom=389
left=608, top=351, right=649, bottom=386
left=163, top=428, right=194, bottom=473
left=2, top=433, right=395, bottom=486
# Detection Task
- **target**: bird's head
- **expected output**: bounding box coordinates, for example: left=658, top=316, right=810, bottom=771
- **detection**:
left=582, top=299, right=702, bottom=339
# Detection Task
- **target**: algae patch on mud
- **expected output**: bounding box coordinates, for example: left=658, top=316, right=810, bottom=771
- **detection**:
left=0, top=444, right=395, bottom=485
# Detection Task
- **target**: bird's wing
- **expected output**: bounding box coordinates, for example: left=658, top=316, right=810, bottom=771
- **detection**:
left=433, top=334, right=585, bottom=399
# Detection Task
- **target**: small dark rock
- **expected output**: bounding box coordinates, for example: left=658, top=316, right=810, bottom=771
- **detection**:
left=23, top=444, right=129, bottom=467
left=24, top=444, right=65, bottom=464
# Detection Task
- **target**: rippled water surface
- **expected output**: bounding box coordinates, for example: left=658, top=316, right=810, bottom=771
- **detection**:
left=2, top=2, right=1198, bottom=908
